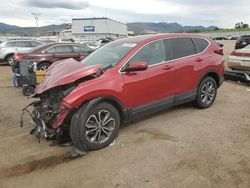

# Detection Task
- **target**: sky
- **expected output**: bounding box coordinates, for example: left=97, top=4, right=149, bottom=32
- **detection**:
left=0, top=0, right=249, bottom=28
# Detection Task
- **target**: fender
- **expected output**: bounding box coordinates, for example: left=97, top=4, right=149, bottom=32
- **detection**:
left=197, top=69, right=220, bottom=88
left=82, top=96, right=129, bottom=123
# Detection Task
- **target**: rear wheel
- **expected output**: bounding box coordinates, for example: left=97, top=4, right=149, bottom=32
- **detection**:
left=23, top=86, right=35, bottom=96
left=37, top=62, right=51, bottom=71
left=70, top=102, right=120, bottom=151
left=6, top=54, right=14, bottom=65
left=195, top=77, right=217, bottom=109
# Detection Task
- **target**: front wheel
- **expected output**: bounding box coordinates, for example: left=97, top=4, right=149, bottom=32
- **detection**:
left=70, top=102, right=120, bottom=151
left=195, top=77, right=217, bottom=109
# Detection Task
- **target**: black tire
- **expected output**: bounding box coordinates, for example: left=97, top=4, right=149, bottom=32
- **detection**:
left=6, top=54, right=14, bottom=65
left=37, top=62, right=51, bottom=71
left=195, top=76, right=217, bottom=109
left=70, top=102, right=120, bottom=151
left=23, top=86, right=35, bottom=96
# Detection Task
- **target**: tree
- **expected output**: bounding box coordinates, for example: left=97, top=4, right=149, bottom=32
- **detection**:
left=235, top=22, right=249, bottom=29
left=242, top=23, right=249, bottom=28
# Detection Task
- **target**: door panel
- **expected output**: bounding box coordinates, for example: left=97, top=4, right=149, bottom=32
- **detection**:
left=123, top=39, right=175, bottom=109
left=165, top=38, right=197, bottom=95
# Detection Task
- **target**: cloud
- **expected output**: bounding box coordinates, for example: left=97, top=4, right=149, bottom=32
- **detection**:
left=0, top=0, right=249, bottom=28
left=25, top=0, right=89, bottom=10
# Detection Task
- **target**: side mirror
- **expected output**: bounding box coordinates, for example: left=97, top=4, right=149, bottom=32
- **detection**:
left=123, top=61, right=148, bottom=72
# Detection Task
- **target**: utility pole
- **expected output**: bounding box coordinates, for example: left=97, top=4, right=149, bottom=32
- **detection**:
left=31, top=12, right=41, bottom=36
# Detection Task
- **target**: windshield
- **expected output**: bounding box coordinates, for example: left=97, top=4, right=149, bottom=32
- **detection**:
left=81, top=41, right=137, bottom=67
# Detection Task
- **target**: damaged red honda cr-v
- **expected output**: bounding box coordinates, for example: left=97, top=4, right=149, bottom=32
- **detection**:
left=21, top=34, right=224, bottom=157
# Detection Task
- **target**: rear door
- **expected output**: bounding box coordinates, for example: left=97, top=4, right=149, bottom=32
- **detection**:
left=165, top=38, right=198, bottom=98
left=48, top=45, right=77, bottom=61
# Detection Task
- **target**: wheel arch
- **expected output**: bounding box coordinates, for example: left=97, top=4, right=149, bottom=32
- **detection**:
left=4, top=53, right=15, bottom=62
left=83, top=96, right=128, bottom=124
left=198, top=70, right=220, bottom=88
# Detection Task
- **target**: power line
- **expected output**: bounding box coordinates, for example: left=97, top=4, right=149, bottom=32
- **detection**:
left=31, top=12, right=41, bottom=35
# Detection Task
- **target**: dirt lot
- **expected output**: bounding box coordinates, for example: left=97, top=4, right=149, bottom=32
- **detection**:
left=0, top=40, right=250, bottom=188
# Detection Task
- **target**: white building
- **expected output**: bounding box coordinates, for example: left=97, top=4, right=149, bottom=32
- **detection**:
left=70, top=17, right=127, bottom=42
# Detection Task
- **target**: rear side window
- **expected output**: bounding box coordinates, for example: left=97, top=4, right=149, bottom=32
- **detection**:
left=5, top=42, right=16, bottom=47
left=167, top=38, right=196, bottom=59
left=73, top=45, right=91, bottom=53
left=15, top=41, right=31, bottom=47
left=46, top=45, right=74, bottom=53
left=55, top=45, right=74, bottom=53
left=128, top=40, right=166, bottom=66
left=192, top=38, right=209, bottom=53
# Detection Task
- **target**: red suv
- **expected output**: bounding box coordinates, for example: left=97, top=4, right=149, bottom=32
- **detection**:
left=23, top=34, right=224, bottom=157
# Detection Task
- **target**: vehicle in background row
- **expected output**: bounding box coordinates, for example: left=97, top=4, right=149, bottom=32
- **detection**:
left=58, top=38, right=75, bottom=43
left=22, top=33, right=224, bottom=157
left=235, top=35, right=250, bottom=50
left=228, top=45, right=250, bottom=71
left=12, top=42, right=93, bottom=71
left=88, top=37, right=114, bottom=50
left=0, top=40, right=43, bottom=65
left=213, top=37, right=228, bottom=40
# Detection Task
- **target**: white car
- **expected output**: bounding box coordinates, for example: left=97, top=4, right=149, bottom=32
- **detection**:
left=228, top=45, right=250, bottom=71
left=0, top=40, right=42, bottom=65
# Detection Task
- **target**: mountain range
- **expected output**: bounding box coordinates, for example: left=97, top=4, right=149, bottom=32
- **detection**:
left=127, top=22, right=217, bottom=34
left=0, top=22, right=217, bottom=36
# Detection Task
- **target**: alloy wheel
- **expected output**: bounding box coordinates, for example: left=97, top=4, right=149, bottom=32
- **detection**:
left=85, top=110, right=115, bottom=144
left=201, top=81, right=215, bottom=105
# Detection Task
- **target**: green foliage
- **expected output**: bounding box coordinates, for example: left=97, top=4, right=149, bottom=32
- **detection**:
left=235, top=22, right=249, bottom=29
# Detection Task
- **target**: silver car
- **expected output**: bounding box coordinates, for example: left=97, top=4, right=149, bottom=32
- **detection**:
left=0, top=40, right=42, bottom=65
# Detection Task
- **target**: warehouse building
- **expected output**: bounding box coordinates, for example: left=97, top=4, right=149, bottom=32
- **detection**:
left=69, top=17, right=127, bottom=42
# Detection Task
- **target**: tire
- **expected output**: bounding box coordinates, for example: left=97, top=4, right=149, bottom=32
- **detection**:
left=37, top=62, right=51, bottom=71
left=195, top=76, right=217, bottom=109
left=70, top=102, right=120, bottom=151
left=22, top=86, right=35, bottom=96
left=6, top=54, right=14, bottom=65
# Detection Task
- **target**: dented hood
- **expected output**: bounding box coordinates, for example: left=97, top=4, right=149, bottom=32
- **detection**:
left=36, top=58, right=102, bottom=94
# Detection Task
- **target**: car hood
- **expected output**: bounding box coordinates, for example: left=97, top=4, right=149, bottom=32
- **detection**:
left=36, top=58, right=102, bottom=94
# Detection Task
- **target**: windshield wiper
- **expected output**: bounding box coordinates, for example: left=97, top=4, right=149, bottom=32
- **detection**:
left=101, top=64, right=113, bottom=72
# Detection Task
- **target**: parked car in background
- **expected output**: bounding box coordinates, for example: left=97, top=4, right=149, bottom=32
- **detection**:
left=228, top=45, right=250, bottom=71
left=58, top=38, right=75, bottom=43
left=12, top=42, right=93, bottom=71
left=213, top=37, right=228, bottom=40
left=235, top=35, right=250, bottom=50
left=0, top=40, right=42, bottom=65
left=24, top=33, right=224, bottom=157
left=88, top=38, right=114, bottom=50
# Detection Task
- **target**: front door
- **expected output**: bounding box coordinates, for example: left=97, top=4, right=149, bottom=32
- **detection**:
left=122, top=39, right=175, bottom=116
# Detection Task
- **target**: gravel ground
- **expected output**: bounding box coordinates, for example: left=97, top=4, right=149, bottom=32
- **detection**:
left=0, top=40, right=249, bottom=188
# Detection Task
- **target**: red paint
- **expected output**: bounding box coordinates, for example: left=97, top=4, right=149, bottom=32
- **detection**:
left=37, top=34, right=224, bottom=127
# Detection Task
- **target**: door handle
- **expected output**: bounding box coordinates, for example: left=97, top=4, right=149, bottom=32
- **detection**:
left=162, top=65, right=173, bottom=70
left=195, top=57, right=203, bottom=62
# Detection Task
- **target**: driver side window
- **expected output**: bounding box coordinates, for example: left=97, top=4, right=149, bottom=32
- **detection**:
left=128, top=40, right=166, bottom=66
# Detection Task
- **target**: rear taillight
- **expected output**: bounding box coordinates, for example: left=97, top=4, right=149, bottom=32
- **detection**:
left=231, top=50, right=250, bottom=57
left=214, top=48, right=224, bottom=56
left=15, top=54, right=24, bottom=61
